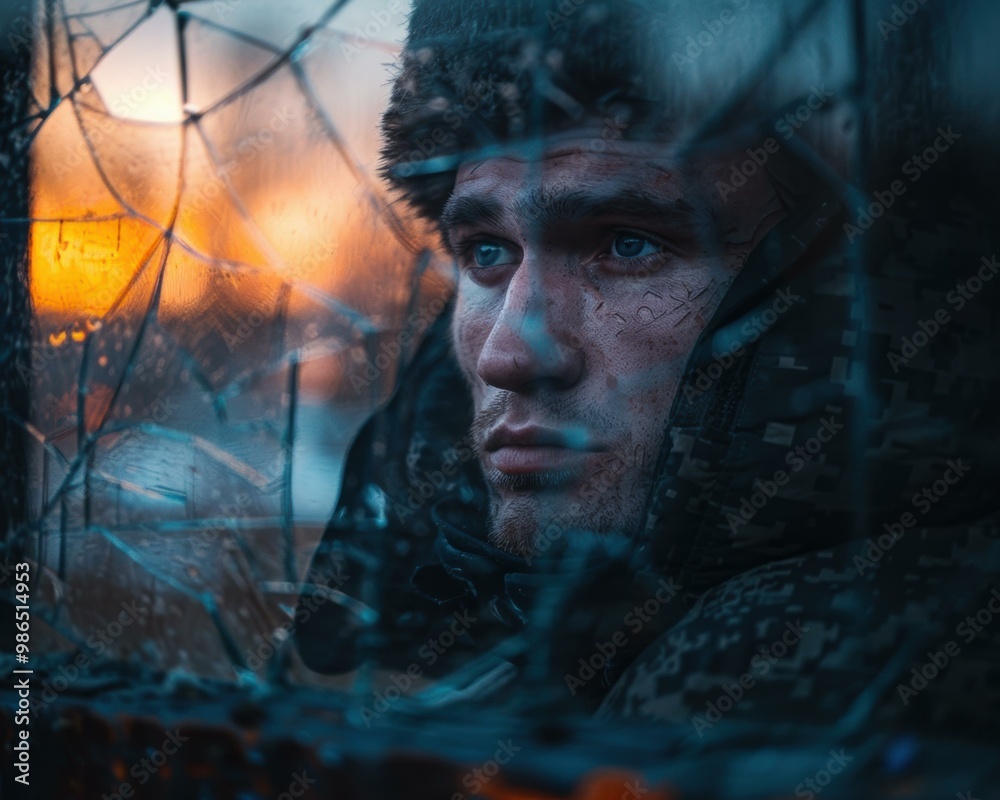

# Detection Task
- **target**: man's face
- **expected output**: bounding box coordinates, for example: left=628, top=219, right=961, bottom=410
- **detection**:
left=442, top=129, right=783, bottom=553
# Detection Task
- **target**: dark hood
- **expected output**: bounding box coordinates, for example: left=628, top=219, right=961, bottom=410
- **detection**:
left=639, top=173, right=1000, bottom=600
left=296, top=100, right=1000, bottom=726
left=299, top=125, right=1000, bottom=692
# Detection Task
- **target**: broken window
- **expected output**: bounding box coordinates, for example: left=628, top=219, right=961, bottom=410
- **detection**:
left=2, top=0, right=1000, bottom=797
left=21, top=0, right=450, bottom=680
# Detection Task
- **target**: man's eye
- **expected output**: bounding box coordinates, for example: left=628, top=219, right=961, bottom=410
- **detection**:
left=611, top=232, right=660, bottom=259
left=473, top=242, right=515, bottom=268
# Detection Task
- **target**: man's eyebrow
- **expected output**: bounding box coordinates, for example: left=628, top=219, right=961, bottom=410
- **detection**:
left=438, top=188, right=703, bottom=251
left=516, top=189, right=701, bottom=231
left=440, top=195, right=506, bottom=241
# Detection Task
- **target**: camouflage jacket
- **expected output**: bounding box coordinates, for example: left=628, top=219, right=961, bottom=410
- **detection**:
left=296, top=142, right=1000, bottom=743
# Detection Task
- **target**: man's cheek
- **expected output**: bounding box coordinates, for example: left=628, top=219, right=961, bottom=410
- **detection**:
left=451, top=307, right=491, bottom=382
left=604, top=329, right=690, bottom=387
left=594, top=274, right=714, bottom=355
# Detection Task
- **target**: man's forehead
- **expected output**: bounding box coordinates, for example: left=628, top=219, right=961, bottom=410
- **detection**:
left=451, top=150, right=688, bottom=224
left=454, top=134, right=679, bottom=189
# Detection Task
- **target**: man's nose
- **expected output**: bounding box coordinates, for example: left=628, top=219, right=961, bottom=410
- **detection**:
left=476, top=259, right=584, bottom=392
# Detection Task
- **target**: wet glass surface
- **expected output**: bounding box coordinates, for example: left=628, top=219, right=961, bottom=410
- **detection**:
left=2, top=1, right=1000, bottom=798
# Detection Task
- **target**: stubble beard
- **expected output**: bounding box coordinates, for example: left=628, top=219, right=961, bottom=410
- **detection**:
left=471, top=395, right=656, bottom=556
left=484, top=474, right=648, bottom=556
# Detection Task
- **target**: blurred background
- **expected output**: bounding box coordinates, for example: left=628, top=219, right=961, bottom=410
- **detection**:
left=4, top=0, right=1000, bottom=685
left=15, top=0, right=454, bottom=681
left=1, top=1, right=1000, bottom=798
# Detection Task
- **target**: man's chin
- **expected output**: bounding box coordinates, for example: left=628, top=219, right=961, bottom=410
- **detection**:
left=486, top=492, right=633, bottom=558
left=486, top=493, right=545, bottom=555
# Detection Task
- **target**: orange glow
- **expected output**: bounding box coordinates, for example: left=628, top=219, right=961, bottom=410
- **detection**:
left=31, top=217, right=165, bottom=318
left=30, top=1, right=436, bottom=331
left=479, top=770, right=675, bottom=800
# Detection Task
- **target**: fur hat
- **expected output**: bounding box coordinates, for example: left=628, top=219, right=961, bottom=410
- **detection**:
left=378, top=0, right=675, bottom=221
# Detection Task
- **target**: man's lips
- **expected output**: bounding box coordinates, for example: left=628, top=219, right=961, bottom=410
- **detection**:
left=488, top=445, right=589, bottom=475
left=483, top=426, right=605, bottom=478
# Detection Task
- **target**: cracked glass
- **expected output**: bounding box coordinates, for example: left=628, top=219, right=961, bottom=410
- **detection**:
left=3, top=0, right=1000, bottom=797
left=23, top=0, right=451, bottom=681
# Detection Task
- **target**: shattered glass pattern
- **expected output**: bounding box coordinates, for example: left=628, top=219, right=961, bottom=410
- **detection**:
left=21, top=0, right=453, bottom=681
left=3, top=1, right=1000, bottom=796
